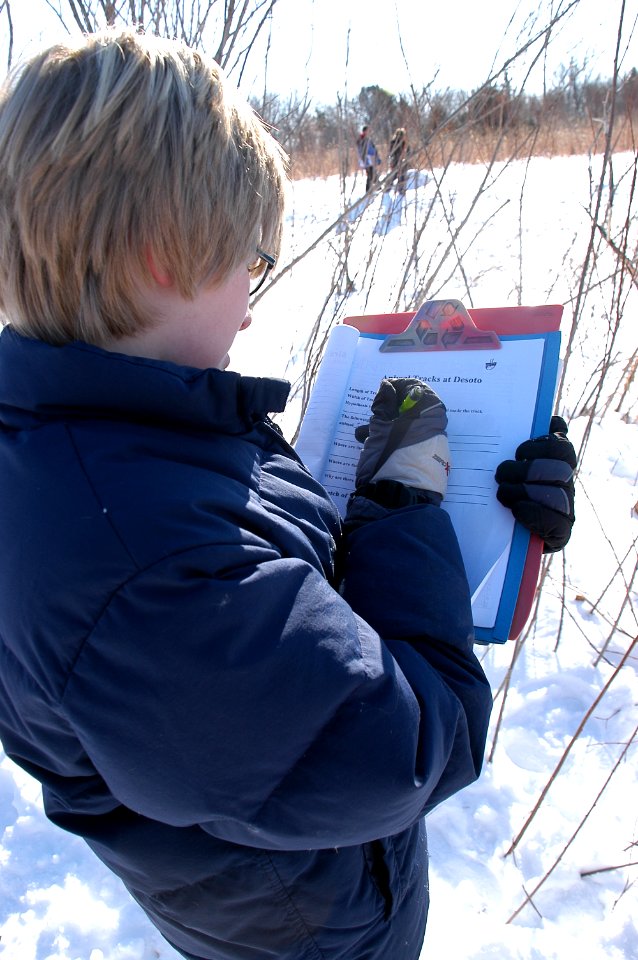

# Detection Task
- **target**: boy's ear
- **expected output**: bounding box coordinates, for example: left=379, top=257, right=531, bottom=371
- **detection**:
left=145, top=248, right=174, bottom=288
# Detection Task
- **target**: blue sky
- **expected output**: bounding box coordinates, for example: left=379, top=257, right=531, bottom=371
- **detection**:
left=4, top=0, right=637, bottom=102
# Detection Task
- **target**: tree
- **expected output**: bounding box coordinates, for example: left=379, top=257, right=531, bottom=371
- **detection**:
left=2, top=1, right=280, bottom=79
left=356, top=84, right=398, bottom=141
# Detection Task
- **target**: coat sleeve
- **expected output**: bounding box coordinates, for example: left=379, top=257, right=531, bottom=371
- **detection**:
left=61, top=503, right=492, bottom=851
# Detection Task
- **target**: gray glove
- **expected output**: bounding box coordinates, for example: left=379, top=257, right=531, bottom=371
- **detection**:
left=354, top=377, right=450, bottom=501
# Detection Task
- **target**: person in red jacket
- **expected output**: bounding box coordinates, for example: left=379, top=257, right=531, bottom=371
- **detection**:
left=0, top=28, right=575, bottom=960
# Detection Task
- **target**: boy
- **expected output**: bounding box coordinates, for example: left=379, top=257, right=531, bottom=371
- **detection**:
left=0, top=30, right=574, bottom=960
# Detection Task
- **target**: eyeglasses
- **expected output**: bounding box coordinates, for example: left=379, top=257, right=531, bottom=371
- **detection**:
left=248, top=248, right=276, bottom=297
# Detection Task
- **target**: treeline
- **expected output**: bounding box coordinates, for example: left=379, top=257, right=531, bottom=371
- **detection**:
left=251, top=65, right=638, bottom=177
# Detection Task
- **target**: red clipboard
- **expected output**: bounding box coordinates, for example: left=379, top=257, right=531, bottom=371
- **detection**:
left=342, top=301, right=563, bottom=641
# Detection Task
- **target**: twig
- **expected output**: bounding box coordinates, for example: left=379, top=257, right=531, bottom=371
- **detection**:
left=1, top=0, right=13, bottom=72
left=507, top=719, right=638, bottom=923
left=595, top=556, right=638, bottom=665
left=580, top=861, right=638, bottom=877
left=555, top=0, right=627, bottom=407
left=504, top=633, right=638, bottom=857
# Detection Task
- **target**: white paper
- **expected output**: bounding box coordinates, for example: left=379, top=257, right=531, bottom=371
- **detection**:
left=295, top=324, right=359, bottom=479
left=296, top=331, right=545, bottom=629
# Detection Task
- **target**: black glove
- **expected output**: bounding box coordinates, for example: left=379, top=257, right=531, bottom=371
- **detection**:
left=353, top=377, right=450, bottom=503
left=495, top=415, right=577, bottom=553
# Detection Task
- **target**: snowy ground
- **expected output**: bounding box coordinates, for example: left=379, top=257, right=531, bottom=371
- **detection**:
left=1, top=152, right=637, bottom=960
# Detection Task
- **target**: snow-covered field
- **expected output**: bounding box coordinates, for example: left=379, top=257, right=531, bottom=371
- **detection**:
left=1, top=152, right=637, bottom=960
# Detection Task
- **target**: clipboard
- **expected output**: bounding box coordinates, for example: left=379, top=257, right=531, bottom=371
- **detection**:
left=340, top=299, right=563, bottom=643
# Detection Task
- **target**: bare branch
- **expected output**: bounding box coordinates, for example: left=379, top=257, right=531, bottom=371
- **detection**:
left=507, top=718, right=638, bottom=923
left=504, top=634, right=638, bottom=857
left=0, top=0, right=14, bottom=71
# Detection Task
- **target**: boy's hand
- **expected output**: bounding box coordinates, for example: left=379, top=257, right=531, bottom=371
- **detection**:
left=354, top=377, right=451, bottom=502
left=495, top=416, right=577, bottom=553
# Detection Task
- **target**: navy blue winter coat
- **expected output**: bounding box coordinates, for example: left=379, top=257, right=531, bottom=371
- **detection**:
left=0, top=325, right=492, bottom=960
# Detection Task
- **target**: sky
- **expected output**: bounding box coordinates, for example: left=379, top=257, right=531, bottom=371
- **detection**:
left=3, top=0, right=637, bottom=103
left=249, top=0, right=638, bottom=103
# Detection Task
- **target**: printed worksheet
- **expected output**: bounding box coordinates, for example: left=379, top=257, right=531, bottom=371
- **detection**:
left=295, top=323, right=546, bottom=629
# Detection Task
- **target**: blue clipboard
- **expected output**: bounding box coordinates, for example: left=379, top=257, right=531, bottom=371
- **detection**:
left=343, top=299, right=563, bottom=643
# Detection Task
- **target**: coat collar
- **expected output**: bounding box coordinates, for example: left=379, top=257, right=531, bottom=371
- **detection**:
left=0, top=325, right=290, bottom=434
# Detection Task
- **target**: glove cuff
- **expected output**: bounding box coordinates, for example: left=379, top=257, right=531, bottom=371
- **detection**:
left=371, top=433, right=451, bottom=498
left=351, top=479, right=442, bottom=509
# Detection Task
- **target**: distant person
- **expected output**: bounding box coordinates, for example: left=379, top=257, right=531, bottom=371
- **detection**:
left=389, top=126, right=409, bottom=194
left=0, top=27, right=576, bottom=960
left=356, top=123, right=381, bottom=191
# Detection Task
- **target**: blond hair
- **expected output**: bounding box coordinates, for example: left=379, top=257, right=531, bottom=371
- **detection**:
left=0, top=30, right=288, bottom=345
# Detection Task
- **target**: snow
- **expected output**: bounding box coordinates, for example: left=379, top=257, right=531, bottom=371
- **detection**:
left=1, top=152, right=637, bottom=959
